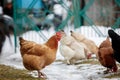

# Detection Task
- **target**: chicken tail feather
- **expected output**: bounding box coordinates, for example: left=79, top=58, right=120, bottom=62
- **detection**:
left=19, top=37, right=23, bottom=41
left=108, top=29, right=120, bottom=39
left=19, top=37, right=25, bottom=45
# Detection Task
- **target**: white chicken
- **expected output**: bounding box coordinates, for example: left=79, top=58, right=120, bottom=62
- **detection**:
left=60, top=30, right=88, bottom=64
left=70, top=30, right=98, bottom=55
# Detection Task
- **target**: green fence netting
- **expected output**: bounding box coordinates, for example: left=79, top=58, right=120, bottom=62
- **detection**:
left=13, top=0, right=120, bottom=52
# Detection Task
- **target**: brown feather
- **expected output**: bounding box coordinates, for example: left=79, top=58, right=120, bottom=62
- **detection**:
left=19, top=32, right=62, bottom=78
left=98, top=37, right=118, bottom=72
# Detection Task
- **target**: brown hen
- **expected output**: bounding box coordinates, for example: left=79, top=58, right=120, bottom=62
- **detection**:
left=98, top=36, right=118, bottom=73
left=19, top=31, right=62, bottom=79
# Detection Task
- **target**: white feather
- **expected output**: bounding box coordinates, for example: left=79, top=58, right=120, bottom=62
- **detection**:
left=60, top=32, right=87, bottom=64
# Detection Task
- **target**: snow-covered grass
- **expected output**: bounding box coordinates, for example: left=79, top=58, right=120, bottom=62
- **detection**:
left=0, top=26, right=120, bottom=80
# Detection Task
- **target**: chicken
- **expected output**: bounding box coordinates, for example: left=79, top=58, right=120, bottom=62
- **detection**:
left=0, top=14, right=14, bottom=54
left=108, top=29, right=120, bottom=63
left=19, top=31, right=62, bottom=79
left=98, top=36, right=118, bottom=73
left=60, top=30, right=91, bottom=64
left=70, top=30, right=98, bottom=55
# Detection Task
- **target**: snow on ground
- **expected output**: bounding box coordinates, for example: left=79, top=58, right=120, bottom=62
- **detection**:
left=0, top=26, right=120, bottom=80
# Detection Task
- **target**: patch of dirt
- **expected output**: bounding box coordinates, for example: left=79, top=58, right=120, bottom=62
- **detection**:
left=0, top=65, right=44, bottom=80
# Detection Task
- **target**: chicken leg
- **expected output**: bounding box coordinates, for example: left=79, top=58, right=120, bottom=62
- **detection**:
left=104, top=68, right=111, bottom=74
left=38, top=70, right=47, bottom=79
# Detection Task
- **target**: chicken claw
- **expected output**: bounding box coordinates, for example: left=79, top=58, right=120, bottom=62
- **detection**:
left=38, top=71, right=47, bottom=79
left=103, top=68, right=110, bottom=74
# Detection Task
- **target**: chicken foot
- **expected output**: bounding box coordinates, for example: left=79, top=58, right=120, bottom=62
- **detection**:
left=38, top=70, right=47, bottom=79
left=104, top=68, right=111, bottom=74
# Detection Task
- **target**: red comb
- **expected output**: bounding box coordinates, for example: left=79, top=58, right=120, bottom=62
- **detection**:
left=56, top=31, right=61, bottom=35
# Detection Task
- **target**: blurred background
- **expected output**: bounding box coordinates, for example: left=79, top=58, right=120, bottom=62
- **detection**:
left=0, top=0, right=120, bottom=52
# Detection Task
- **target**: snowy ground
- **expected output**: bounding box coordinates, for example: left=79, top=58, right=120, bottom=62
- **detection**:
left=0, top=26, right=120, bottom=80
